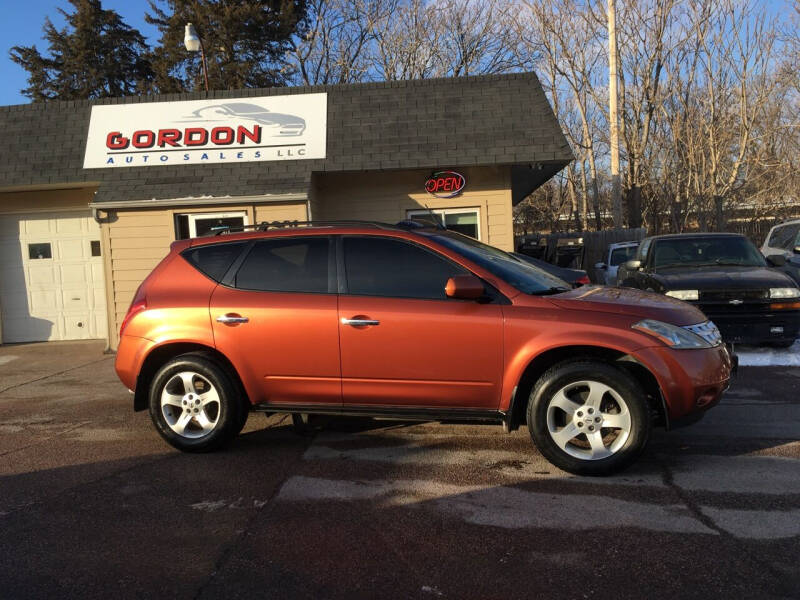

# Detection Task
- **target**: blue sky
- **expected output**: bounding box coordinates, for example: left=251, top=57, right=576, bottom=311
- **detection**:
left=0, top=0, right=790, bottom=106
left=0, top=0, right=158, bottom=106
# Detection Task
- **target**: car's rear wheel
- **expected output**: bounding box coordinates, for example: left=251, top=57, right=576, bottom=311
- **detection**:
left=527, top=360, right=651, bottom=476
left=149, top=354, right=242, bottom=452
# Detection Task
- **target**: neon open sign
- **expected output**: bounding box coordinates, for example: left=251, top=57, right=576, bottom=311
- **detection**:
left=425, top=171, right=466, bottom=198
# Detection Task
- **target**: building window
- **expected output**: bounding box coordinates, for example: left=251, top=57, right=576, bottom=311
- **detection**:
left=28, top=243, right=52, bottom=259
left=407, top=208, right=480, bottom=240
left=175, top=211, right=248, bottom=239
left=90, top=240, right=102, bottom=257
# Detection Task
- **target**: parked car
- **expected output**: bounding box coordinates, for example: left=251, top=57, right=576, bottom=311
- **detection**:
left=774, top=253, right=800, bottom=287
left=618, top=232, right=800, bottom=347
left=761, top=219, right=800, bottom=259
left=511, top=252, right=590, bottom=287
left=116, top=222, right=732, bottom=475
left=760, top=219, right=800, bottom=286
left=595, top=241, right=639, bottom=286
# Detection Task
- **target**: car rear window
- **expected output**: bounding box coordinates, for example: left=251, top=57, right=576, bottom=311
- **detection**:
left=234, top=237, right=330, bottom=293
left=182, top=242, right=247, bottom=282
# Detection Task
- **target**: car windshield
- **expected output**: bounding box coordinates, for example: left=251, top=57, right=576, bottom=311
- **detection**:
left=610, top=245, right=638, bottom=266
left=652, top=236, right=766, bottom=269
left=429, top=232, right=571, bottom=295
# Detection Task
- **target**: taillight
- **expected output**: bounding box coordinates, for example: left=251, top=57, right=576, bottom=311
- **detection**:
left=575, top=275, right=591, bottom=287
left=119, top=286, right=147, bottom=337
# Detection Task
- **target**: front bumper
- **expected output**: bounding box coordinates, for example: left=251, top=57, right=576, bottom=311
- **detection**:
left=701, top=308, right=800, bottom=345
left=634, top=344, right=732, bottom=423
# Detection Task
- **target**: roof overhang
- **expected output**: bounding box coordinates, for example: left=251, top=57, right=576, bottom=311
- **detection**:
left=88, top=192, right=308, bottom=210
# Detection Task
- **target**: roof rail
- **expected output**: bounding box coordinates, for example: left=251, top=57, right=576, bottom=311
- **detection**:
left=207, top=219, right=402, bottom=236
left=395, top=217, right=446, bottom=230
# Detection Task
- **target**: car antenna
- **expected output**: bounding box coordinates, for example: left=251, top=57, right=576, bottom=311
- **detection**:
left=424, top=204, right=445, bottom=229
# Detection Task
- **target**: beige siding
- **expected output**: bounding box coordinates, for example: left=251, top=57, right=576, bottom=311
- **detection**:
left=314, top=166, right=514, bottom=251
left=254, top=201, right=308, bottom=223
left=0, top=187, right=95, bottom=214
left=105, top=208, right=173, bottom=346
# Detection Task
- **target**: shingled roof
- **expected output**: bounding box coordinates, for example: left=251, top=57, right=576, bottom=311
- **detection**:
left=0, top=72, right=573, bottom=204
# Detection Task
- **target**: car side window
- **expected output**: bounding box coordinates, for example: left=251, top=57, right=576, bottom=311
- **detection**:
left=182, top=242, right=248, bottom=282
left=343, top=236, right=467, bottom=300
left=768, top=224, right=800, bottom=250
left=234, top=237, right=330, bottom=293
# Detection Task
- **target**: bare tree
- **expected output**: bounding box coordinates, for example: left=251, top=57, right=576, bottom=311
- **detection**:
left=289, top=0, right=398, bottom=85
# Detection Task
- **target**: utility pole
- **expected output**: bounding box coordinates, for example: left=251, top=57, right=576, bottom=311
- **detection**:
left=607, top=0, right=622, bottom=228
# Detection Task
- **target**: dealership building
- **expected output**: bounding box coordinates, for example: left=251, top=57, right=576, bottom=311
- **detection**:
left=0, top=72, right=572, bottom=347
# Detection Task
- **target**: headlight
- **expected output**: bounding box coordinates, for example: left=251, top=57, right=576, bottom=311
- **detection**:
left=665, top=289, right=699, bottom=301
left=632, top=319, right=712, bottom=349
left=769, top=287, right=800, bottom=299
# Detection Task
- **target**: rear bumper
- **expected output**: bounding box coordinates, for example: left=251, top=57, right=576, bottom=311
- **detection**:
left=115, top=334, right=155, bottom=392
left=634, top=344, right=732, bottom=423
left=701, top=308, right=800, bottom=345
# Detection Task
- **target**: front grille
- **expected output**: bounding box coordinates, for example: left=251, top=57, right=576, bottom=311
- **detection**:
left=683, top=321, right=723, bottom=346
left=699, top=289, right=768, bottom=301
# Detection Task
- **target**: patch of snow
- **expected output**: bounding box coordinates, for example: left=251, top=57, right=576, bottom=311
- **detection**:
left=735, top=339, right=800, bottom=367
left=421, top=585, right=444, bottom=596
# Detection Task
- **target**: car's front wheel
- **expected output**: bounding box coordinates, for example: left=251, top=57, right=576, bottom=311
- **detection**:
left=149, top=354, right=242, bottom=452
left=527, top=360, right=651, bottom=476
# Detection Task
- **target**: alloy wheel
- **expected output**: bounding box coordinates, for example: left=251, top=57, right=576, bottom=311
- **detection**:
left=160, top=371, right=221, bottom=439
left=545, top=379, right=632, bottom=460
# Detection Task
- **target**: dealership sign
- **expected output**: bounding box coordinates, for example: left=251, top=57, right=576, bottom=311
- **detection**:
left=83, top=93, right=327, bottom=168
left=425, top=171, right=465, bottom=198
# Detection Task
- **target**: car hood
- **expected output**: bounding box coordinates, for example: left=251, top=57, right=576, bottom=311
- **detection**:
left=547, top=286, right=706, bottom=327
left=654, top=265, right=795, bottom=289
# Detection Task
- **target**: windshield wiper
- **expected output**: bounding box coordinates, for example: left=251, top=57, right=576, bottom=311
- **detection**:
left=530, top=286, right=570, bottom=296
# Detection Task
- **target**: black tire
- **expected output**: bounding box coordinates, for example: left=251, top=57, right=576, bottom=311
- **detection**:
left=236, top=403, right=250, bottom=434
left=527, top=360, right=651, bottom=476
left=291, top=413, right=313, bottom=434
left=148, top=353, right=243, bottom=452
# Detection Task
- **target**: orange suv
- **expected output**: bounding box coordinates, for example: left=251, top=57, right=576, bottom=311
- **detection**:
left=115, top=221, right=733, bottom=475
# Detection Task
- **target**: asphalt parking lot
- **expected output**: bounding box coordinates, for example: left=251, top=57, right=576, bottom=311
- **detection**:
left=0, top=341, right=798, bottom=599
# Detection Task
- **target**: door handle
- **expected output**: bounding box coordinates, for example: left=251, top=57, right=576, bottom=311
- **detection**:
left=216, top=314, right=249, bottom=324
left=341, top=317, right=380, bottom=327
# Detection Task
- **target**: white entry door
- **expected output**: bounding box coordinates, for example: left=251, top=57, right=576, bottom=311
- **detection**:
left=0, top=211, right=107, bottom=343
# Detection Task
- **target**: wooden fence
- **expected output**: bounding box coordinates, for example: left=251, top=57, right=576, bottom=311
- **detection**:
left=516, top=228, right=647, bottom=283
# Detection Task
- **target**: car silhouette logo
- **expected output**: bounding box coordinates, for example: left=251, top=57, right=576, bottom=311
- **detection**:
left=180, top=102, right=306, bottom=137
left=729, top=299, right=744, bottom=305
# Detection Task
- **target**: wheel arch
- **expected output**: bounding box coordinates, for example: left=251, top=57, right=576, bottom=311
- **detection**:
left=506, top=345, right=665, bottom=431
left=133, top=342, right=249, bottom=412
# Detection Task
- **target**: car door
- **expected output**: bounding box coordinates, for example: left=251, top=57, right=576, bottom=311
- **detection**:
left=337, top=235, right=504, bottom=409
left=210, top=235, right=341, bottom=406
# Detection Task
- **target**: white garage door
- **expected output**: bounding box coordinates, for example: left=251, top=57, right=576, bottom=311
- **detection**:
left=0, top=211, right=107, bottom=343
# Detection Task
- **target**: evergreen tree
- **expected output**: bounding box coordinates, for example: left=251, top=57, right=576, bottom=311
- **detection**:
left=9, top=0, right=153, bottom=102
left=146, top=0, right=307, bottom=93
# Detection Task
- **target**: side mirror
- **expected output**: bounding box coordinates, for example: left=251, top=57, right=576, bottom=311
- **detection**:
left=766, top=254, right=786, bottom=267
left=594, top=262, right=607, bottom=270
left=625, top=259, right=642, bottom=271
left=445, top=275, right=485, bottom=300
